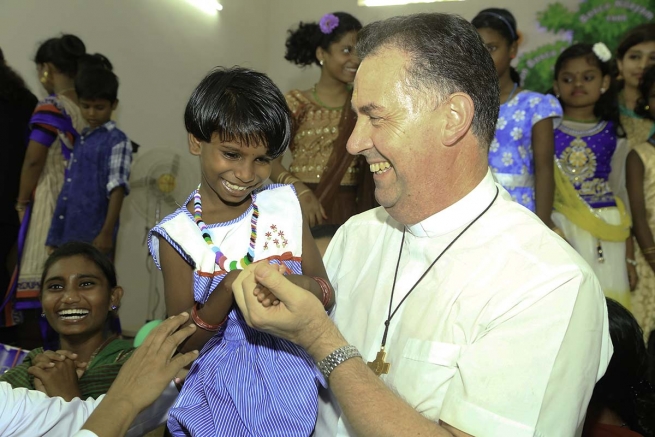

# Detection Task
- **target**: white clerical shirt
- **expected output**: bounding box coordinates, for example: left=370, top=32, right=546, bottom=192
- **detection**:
left=0, top=380, right=178, bottom=436
left=318, top=170, right=612, bottom=437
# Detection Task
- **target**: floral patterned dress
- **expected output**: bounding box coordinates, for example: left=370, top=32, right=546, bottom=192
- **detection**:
left=489, top=90, right=562, bottom=211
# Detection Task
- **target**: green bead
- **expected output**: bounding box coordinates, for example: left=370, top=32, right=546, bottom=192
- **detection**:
left=229, top=260, right=238, bottom=271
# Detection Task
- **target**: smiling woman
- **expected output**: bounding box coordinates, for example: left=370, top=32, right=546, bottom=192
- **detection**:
left=0, top=242, right=134, bottom=400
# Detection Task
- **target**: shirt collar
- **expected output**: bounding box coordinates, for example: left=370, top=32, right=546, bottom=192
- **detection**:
left=82, top=120, right=116, bottom=136
left=406, top=169, right=498, bottom=238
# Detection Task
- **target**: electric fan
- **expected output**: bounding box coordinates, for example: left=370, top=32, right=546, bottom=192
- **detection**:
left=128, top=149, right=197, bottom=320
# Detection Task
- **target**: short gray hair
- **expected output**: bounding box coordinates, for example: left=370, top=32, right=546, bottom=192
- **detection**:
left=356, top=13, right=499, bottom=147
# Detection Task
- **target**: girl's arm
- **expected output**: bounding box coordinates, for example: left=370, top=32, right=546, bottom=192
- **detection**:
left=626, top=150, right=655, bottom=272
left=271, top=158, right=327, bottom=227
left=532, top=118, right=556, bottom=228
left=159, top=238, right=238, bottom=353
left=17, top=141, right=49, bottom=219
left=285, top=218, right=335, bottom=310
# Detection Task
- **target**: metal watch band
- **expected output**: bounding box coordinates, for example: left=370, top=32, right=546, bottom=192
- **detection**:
left=317, top=345, right=362, bottom=382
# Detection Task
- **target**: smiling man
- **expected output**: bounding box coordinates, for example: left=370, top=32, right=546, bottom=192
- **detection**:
left=233, top=12, right=612, bottom=437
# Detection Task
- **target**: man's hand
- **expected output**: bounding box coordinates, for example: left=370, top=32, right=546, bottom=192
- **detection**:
left=103, top=313, right=198, bottom=411
left=232, top=263, right=331, bottom=352
left=28, top=357, right=83, bottom=401
left=81, top=313, right=199, bottom=436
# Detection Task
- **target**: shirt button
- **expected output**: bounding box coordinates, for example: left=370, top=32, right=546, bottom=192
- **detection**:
left=74, top=159, right=77, bottom=163
left=59, top=215, right=64, bottom=219
left=67, top=178, right=71, bottom=182
left=63, top=197, right=68, bottom=201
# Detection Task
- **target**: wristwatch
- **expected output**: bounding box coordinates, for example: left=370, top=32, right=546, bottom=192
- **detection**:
left=316, top=345, right=361, bottom=383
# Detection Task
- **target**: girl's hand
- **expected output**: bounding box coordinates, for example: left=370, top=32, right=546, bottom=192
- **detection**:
left=32, top=350, right=88, bottom=378
left=627, top=262, right=638, bottom=291
left=243, top=263, right=287, bottom=307
left=297, top=187, right=327, bottom=228
left=28, top=358, right=83, bottom=401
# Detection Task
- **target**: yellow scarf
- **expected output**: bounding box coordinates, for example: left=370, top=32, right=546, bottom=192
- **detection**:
left=553, top=160, right=631, bottom=241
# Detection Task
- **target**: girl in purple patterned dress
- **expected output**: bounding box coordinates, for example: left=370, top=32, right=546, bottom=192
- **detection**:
left=472, top=8, right=562, bottom=228
left=148, top=67, right=334, bottom=436
left=551, top=43, right=634, bottom=309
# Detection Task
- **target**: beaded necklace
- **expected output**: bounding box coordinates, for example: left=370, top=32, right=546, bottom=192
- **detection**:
left=193, top=185, right=259, bottom=271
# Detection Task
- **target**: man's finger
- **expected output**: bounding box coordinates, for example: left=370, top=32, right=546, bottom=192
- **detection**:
left=169, top=350, right=200, bottom=373
left=160, top=323, right=197, bottom=358
left=141, top=312, right=190, bottom=352
left=252, top=263, right=305, bottom=304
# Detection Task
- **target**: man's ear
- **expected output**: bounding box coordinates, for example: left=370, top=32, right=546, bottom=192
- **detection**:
left=440, top=93, right=474, bottom=147
left=189, top=133, right=202, bottom=156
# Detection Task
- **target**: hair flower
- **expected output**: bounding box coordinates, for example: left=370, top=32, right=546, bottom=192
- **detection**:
left=319, top=13, right=339, bottom=34
left=592, top=42, right=612, bottom=62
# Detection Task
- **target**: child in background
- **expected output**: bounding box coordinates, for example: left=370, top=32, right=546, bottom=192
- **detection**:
left=472, top=8, right=561, bottom=229
left=148, top=67, right=333, bottom=436
left=551, top=43, right=634, bottom=309
left=46, top=67, right=132, bottom=256
left=583, top=298, right=655, bottom=437
left=627, top=64, right=655, bottom=339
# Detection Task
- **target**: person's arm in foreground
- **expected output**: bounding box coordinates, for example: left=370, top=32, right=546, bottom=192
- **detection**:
left=233, top=263, right=465, bottom=437
left=79, top=313, right=198, bottom=437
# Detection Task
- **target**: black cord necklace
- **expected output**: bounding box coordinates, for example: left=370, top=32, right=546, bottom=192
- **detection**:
left=367, top=187, right=500, bottom=376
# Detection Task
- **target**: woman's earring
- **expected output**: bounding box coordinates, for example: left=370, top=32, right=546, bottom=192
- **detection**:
left=40, top=311, right=46, bottom=318
left=646, top=105, right=651, bottom=111
left=556, top=94, right=560, bottom=98
left=39, top=70, right=48, bottom=84
left=600, top=87, right=606, bottom=94
left=319, top=60, right=324, bottom=66
left=111, top=305, right=118, bottom=311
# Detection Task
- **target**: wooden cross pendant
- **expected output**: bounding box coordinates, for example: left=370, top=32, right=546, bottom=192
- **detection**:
left=367, top=348, right=391, bottom=376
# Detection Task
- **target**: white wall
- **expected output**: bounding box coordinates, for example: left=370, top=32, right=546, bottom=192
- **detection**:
left=266, top=0, right=573, bottom=94
left=1, top=0, right=580, bottom=333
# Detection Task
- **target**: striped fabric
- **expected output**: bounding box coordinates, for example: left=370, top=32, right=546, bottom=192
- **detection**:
left=149, top=185, right=323, bottom=436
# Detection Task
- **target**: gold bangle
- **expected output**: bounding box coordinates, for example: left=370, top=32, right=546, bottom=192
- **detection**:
left=296, top=189, right=312, bottom=198
left=276, top=171, right=290, bottom=184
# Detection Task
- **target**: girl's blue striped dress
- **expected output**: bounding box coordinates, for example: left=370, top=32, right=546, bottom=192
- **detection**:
left=148, top=184, right=324, bottom=436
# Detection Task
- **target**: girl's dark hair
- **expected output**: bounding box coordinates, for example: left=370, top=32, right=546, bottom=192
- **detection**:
left=285, top=12, right=362, bottom=67
left=40, top=241, right=117, bottom=292
left=184, top=66, right=291, bottom=159
left=554, top=43, right=622, bottom=133
left=636, top=64, right=655, bottom=119
left=471, top=8, right=521, bottom=85
left=34, top=34, right=87, bottom=77
left=0, top=47, right=29, bottom=102
left=586, top=298, right=655, bottom=436
left=617, top=23, right=655, bottom=60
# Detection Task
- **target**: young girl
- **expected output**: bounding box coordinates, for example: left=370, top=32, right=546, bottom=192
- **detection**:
left=616, top=23, right=655, bottom=148
left=472, top=8, right=561, bottom=228
left=0, top=241, right=133, bottom=399
left=272, top=12, right=375, bottom=228
left=626, top=64, right=655, bottom=339
left=551, top=43, right=634, bottom=309
left=148, top=67, right=334, bottom=436
left=16, top=34, right=89, bottom=303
